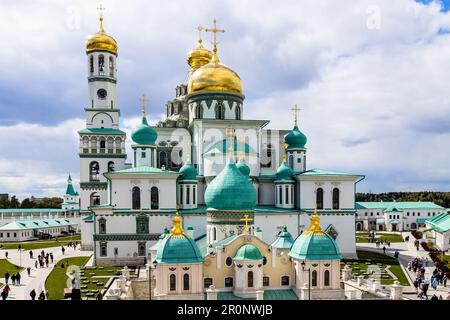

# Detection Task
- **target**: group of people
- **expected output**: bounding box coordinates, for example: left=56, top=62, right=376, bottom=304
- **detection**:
left=1, top=271, right=22, bottom=300
left=29, top=289, right=48, bottom=300
left=34, top=250, right=54, bottom=269
left=375, top=240, right=391, bottom=248
left=409, top=257, right=449, bottom=300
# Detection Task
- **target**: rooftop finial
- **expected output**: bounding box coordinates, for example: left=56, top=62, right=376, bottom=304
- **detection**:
left=291, top=104, right=301, bottom=126
left=305, top=204, right=324, bottom=235
left=281, top=142, right=288, bottom=161
left=139, top=94, right=149, bottom=117
left=205, top=19, right=225, bottom=64
left=197, top=25, right=205, bottom=48
left=97, top=4, right=106, bottom=33
left=239, top=214, right=254, bottom=235
left=171, top=206, right=184, bottom=236
left=226, top=126, right=235, bottom=160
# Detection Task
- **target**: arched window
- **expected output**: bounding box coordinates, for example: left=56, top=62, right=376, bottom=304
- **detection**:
left=186, top=186, right=190, bottom=205
left=316, top=188, right=324, bottom=210
left=109, top=56, right=114, bottom=77
left=324, top=270, right=330, bottom=286
left=215, top=104, right=225, bottom=119
left=204, top=278, right=213, bottom=289
left=180, top=186, right=184, bottom=204
left=159, top=151, right=167, bottom=169
left=289, top=154, right=294, bottom=169
left=89, top=56, right=94, bottom=75
left=170, top=274, right=176, bottom=291
left=212, top=227, right=217, bottom=242
left=332, top=188, right=340, bottom=210
left=278, top=186, right=282, bottom=205
left=151, top=187, right=159, bottom=210
left=107, top=161, right=115, bottom=172
left=183, top=274, right=190, bottom=291
left=312, top=270, right=318, bottom=287
left=193, top=186, right=196, bottom=205
left=285, top=185, right=289, bottom=204
left=132, top=187, right=141, bottom=210
left=100, top=140, right=106, bottom=149
left=281, top=276, right=290, bottom=286
left=195, top=105, right=203, bottom=119
left=235, top=106, right=241, bottom=120
left=90, top=162, right=100, bottom=181
left=98, top=55, right=105, bottom=74
left=248, top=271, right=254, bottom=288
left=90, top=192, right=100, bottom=207
left=225, top=277, right=233, bottom=287
left=98, top=218, right=106, bottom=234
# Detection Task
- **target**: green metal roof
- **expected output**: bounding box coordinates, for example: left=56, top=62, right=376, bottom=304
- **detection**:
left=155, top=233, right=204, bottom=264
left=217, top=290, right=298, bottom=300
left=204, top=138, right=257, bottom=156
left=178, top=160, right=198, bottom=180
left=425, top=213, right=450, bottom=233
left=131, top=116, right=157, bottom=145
left=276, top=161, right=294, bottom=181
left=204, top=160, right=256, bottom=211
left=299, top=168, right=360, bottom=177
left=236, top=159, right=250, bottom=177
left=0, top=218, right=77, bottom=231
left=109, top=166, right=179, bottom=175
left=78, top=128, right=126, bottom=135
left=234, top=244, right=263, bottom=260
left=271, top=226, right=294, bottom=249
left=356, top=202, right=445, bottom=210
left=65, top=174, right=78, bottom=196
left=284, top=125, right=307, bottom=149
left=0, top=209, right=67, bottom=213
left=289, top=232, right=342, bottom=261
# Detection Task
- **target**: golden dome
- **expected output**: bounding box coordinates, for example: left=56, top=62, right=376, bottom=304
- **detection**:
left=187, top=39, right=212, bottom=71
left=86, top=16, right=118, bottom=55
left=188, top=49, right=243, bottom=95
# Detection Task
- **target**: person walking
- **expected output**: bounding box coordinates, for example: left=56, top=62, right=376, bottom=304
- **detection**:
left=38, top=290, right=45, bottom=300
left=5, top=271, right=10, bottom=284
left=27, top=267, right=31, bottom=276
left=11, top=274, right=16, bottom=285
left=62, top=246, right=65, bottom=255
left=16, top=272, right=21, bottom=285
left=1, top=288, right=8, bottom=300
left=382, top=246, right=386, bottom=254
left=5, top=251, right=8, bottom=259
left=34, top=259, right=38, bottom=269
left=443, top=274, right=448, bottom=287
left=50, top=253, right=54, bottom=263
left=29, top=289, right=36, bottom=300
left=29, top=251, right=33, bottom=259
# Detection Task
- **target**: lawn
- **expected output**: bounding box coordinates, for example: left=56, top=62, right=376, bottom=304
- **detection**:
left=356, top=232, right=404, bottom=243
left=342, top=250, right=409, bottom=286
left=0, top=235, right=81, bottom=250
left=45, top=257, right=126, bottom=300
left=0, top=259, right=24, bottom=278
left=45, top=256, right=91, bottom=300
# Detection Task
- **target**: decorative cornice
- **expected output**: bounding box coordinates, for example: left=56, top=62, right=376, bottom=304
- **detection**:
left=80, top=182, right=108, bottom=190
left=79, top=153, right=127, bottom=158
left=88, top=76, right=117, bottom=84
left=94, top=233, right=160, bottom=241
left=187, top=92, right=244, bottom=105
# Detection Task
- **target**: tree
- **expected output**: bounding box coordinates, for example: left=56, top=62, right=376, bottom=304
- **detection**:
left=10, top=195, right=20, bottom=208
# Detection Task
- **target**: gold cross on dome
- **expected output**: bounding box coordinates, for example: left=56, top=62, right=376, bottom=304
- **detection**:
left=291, top=104, right=301, bottom=126
left=140, top=94, right=149, bottom=116
left=240, top=214, right=254, bottom=234
left=97, top=4, right=106, bottom=18
left=205, top=19, right=225, bottom=63
left=197, top=25, right=204, bottom=46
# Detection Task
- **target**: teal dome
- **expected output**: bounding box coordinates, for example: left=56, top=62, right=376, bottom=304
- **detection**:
left=155, top=233, right=204, bottom=264
left=204, top=159, right=256, bottom=211
left=276, top=160, right=294, bottom=180
left=284, top=125, right=307, bottom=149
left=236, top=159, right=250, bottom=177
left=179, top=160, right=198, bottom=181
left=234, top=244, right=263, bottom=260
left=131, top=116, right=157, bottom=145
left=289, top=215, right=342, bottom=261
left=271, top=226, right=294, bottom=249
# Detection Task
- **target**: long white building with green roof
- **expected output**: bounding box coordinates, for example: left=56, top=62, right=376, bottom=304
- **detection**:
left=355, top=201, right=446, bottom=232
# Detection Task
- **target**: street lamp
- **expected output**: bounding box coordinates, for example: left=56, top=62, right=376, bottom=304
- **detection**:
left=149, top=260, right=157, bottom=300
left=301, top=261, right=311, bottom=300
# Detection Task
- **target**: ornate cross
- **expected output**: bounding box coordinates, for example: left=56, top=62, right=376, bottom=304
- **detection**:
left=97, top=4, right=106, bottom=17
left=197, top=25, right=204, bottom=46
left=140, top=94, right=149, bottom=116
left=205, top=19, right=225, bottom=63
left=240, top=214, right=254, bottom=234
left=291, top=104, right=301, bottom=126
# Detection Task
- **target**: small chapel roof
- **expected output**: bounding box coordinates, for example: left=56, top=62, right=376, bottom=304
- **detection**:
left=271, top=226, right=294, bottom=249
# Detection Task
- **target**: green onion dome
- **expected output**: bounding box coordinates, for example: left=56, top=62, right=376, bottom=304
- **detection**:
left=271, top=226, right=294, bottom=249
left=236, top=158, right=250, bottom=177
left=179, top=159, right=198, bottom=181
left=289, top=214, right=342, bottom=261
left=204, top=159, right=256, bottom=211
left=234, top=244, right=263, bottom=260
left=131, top=116, right=157, bottom=145
left=276, top=160, right=294, bottom=180
left=284, top=125, right=307, bottom=149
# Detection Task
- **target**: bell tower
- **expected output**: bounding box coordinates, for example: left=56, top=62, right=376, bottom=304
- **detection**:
left=78, top=7, right=126, bottom=211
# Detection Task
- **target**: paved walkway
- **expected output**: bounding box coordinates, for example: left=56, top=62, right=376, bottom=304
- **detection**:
left=357, top=233, right=450, bottom=300
left=0, top=245, right=92, bottom=300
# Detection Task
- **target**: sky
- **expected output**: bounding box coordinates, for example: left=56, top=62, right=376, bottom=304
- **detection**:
left=1, top=0, right=450, bottom=199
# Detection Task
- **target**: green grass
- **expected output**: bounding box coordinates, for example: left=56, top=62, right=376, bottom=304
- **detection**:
left=0, top=259, right=24, bottom=278
left=342, top=250, right=409, bottom=286
left=45, top=256, right=91, bottom=300
left=79, top=266, right=128, bottom=299
left=356, top=232, right=404, bottom=243
left=0, top=235, right=81, bottom=250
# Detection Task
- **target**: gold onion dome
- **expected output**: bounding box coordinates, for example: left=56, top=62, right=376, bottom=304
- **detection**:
left=86, top=16, right=118, bottom=55
left=187, top=39, right=213, bottom=71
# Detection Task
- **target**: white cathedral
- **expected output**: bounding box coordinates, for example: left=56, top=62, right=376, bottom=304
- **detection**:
left=78, top=15, right=364, bottom=275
